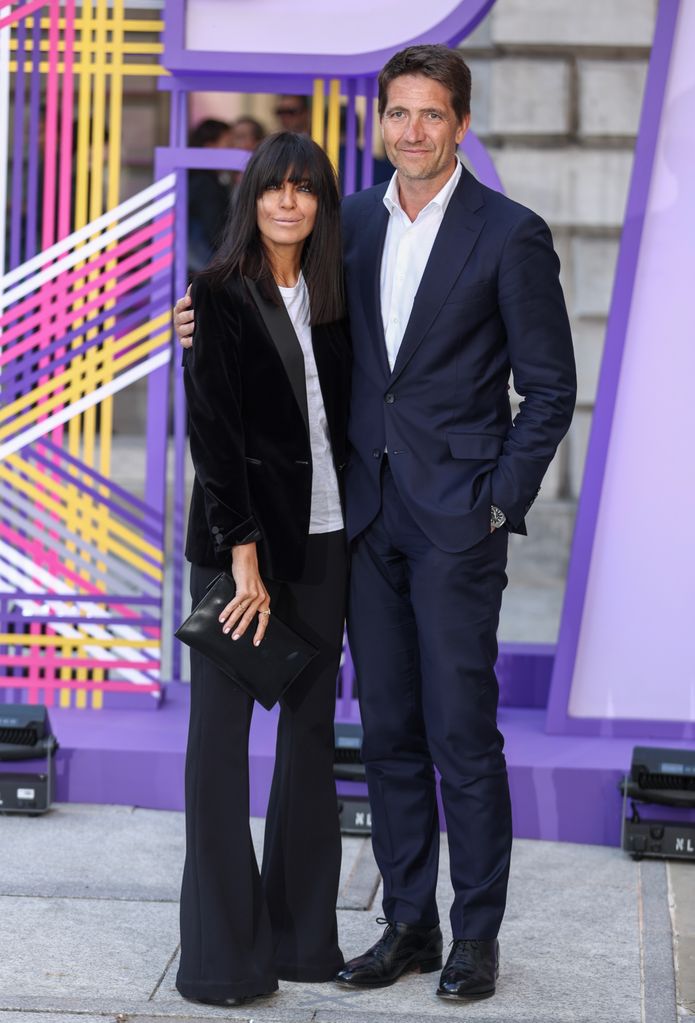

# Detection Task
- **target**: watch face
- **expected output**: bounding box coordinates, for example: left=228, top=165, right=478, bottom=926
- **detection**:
left=491, top=506, right=506, bottom=529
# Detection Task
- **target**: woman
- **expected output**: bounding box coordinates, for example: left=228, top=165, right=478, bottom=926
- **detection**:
left=177, top=132, right=350, bottom=1008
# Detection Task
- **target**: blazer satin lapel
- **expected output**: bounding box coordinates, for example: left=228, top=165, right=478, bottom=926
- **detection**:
left=390, top=175, right=485, bottom=383
left=358, top=195, right=391, bottom=378
left=245, top=277, right=310, bottom=437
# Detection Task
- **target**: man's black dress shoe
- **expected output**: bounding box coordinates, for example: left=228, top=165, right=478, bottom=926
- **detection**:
left=436, top=938, right=499, bottom=1000
left=335, top=920, right=443, bottom=988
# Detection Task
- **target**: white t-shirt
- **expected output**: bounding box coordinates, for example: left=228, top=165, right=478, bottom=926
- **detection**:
left=278, top=274, right=344, bottom=535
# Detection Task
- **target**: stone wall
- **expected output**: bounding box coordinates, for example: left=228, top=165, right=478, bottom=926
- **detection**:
left=464, top=0, right=656, bottom=499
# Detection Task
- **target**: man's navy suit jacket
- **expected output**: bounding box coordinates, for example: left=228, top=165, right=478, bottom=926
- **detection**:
left=341, top=165, right=577, bottom=552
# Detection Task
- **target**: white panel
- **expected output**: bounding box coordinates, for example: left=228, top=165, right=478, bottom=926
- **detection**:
left=568, top=2, right=695, bottom=721
left=186, top=0, right=461, bottom=55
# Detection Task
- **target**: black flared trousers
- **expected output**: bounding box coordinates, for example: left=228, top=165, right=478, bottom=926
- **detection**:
left=176, top=530, right=347, bottom=1003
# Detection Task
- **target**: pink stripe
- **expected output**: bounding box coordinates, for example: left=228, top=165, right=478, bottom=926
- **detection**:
left=0, top=242, right=173, bottom=364
left=0, top=0, right=46, bottom=31
left=0, top=522, right=161, bottom=639
left=0, top=215, right=173, bottom=331
left=0, top=677, right=160, bottom=692
left=41, top=0, right=60, bottom=251
left=0, top=655, right=161, bottom=669
left=57, top=0, right=75, bottom=242
left=52, top=0, right=77, bottom=445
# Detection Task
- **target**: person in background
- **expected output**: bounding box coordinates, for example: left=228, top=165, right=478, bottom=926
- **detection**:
left=230, top=116, right=267, bottom=194
left=232, top=115, right=266, bottom=152
left=187, top=118, right=233, bottom=277
left=274, top=95, right=311, bottom=135
left=176, top=131, right=350, bottom=1008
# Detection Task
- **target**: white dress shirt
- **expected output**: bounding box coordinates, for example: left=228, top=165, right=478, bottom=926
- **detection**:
left=380, top=158, right=462, bottom=371
left=278, top=274, right=344, bottom=535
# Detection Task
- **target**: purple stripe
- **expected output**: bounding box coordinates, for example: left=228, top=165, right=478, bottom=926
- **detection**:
left=460, top=131, right=505, bottom=193
left=1, top=284, right=171, bottom=398
left=159, top=72, right=318, bottom=95
left=10, top=18, right=28, bottom=271
left=27, top=447, right=164, bottom=541
left=25, top=14, right=42, bottom=262
left=0, top=614, right=161, bottom=627
left=38, top=438, right=164, bottom=525
left=170, top=167, right=189, bottom=681
left=144, top=256, right=173, bottom=512
left=344, top=79, right=357, bottom=197
left=155, top=144, right=251, bottom=174
left=2, top=279, right=167, bottom=356
left=0, top=592, right=162, bottom=604
left=361, top=77, right=376, bottom=190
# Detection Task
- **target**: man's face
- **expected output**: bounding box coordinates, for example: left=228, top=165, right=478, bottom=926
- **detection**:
left=274, top=96, right=310, bottom=135
left=380, top=73, right=469, bottom=184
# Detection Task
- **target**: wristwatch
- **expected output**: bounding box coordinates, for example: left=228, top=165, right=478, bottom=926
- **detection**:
left=490, top=505, right=506, bottom=530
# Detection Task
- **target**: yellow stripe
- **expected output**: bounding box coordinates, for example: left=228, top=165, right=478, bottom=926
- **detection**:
left=326, top=79, right=341, bottom=171
left=26, top=16, right=164, bottom=31
left=0, top=634, right=159, bottom=648
left=0, top=458, right=164, bottom=571
left=0, top=327, right=171, bottom=437
left=10, top=40, right=163, bottom=55
left=69, top=0, right=93, bottom=580
left=0, top=315, right=171, bottom=423
left=9, top=60, right=167, bottom=75
left=311, top=79, right=325, bottom=148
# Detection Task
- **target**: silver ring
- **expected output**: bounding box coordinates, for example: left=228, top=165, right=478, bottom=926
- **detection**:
left=258, top=609, right=271, bottom=617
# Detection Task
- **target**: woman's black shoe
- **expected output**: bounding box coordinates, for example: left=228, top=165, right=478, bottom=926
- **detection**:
left=436, top=938, right=499, bottom=1000
left=186, top=988, right=277, bottom=1007
left=334, top=920, right=443, bottom=988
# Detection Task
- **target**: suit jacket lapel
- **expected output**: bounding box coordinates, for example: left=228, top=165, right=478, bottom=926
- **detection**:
left=357, top=192, right=391, bottom=378
left=245, top=277, right=310, bottom=437
left=390, top=169, right=485, bottom=383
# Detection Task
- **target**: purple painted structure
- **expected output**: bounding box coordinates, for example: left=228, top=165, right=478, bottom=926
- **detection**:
left=548, top=0, right=694, bottom=739
left=45, top=681, right=695, bottom=846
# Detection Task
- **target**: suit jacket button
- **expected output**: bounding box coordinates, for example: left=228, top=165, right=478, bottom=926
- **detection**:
left=384, top=392, right=395, bottom=404
left=372, top=449, right=381, bottom=459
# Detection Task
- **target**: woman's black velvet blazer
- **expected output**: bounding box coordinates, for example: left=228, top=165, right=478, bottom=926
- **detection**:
left=183, top=272, right=351, bottom=582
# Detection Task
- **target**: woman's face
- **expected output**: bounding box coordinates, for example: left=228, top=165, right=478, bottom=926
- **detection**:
left=256, top=178, right=318, bottom=253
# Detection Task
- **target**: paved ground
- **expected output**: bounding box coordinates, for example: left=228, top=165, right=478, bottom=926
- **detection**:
left=0, top=804, right=692, bottom=1023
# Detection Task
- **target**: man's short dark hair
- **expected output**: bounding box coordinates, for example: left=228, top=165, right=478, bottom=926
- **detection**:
left=378, top=45, right=472, bottom=122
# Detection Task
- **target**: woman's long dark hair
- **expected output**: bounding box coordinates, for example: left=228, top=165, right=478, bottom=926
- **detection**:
left=203, top=131, right=345, bottom=325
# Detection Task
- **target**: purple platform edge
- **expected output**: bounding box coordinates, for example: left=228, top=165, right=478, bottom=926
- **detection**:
left=38, top=669, right=694, bottom=848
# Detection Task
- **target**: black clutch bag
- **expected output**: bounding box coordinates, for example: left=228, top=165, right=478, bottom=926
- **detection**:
left=175, top=572, right=318, bottom=710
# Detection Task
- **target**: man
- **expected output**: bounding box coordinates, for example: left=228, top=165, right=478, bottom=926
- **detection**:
left=274, top=94, right=311, bottom=135
left=174, top=45, right=576, bottom=1002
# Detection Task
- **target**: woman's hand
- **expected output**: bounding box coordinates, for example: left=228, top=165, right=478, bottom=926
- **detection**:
left=218, top=543, right=271, bottom=646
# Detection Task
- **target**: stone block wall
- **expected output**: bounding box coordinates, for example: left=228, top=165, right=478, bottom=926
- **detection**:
left=465, top=0, right=656, bottom=499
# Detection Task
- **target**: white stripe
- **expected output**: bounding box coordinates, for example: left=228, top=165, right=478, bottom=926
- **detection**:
left=0, top=172, right=175, bottom=293
left=0, top=546, right=160, bottom=687
left=0, top=191, right=175, bottom=311
left=0, top=7, right=12, bottom=312
left=0, top=346, right=170, bottom=461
